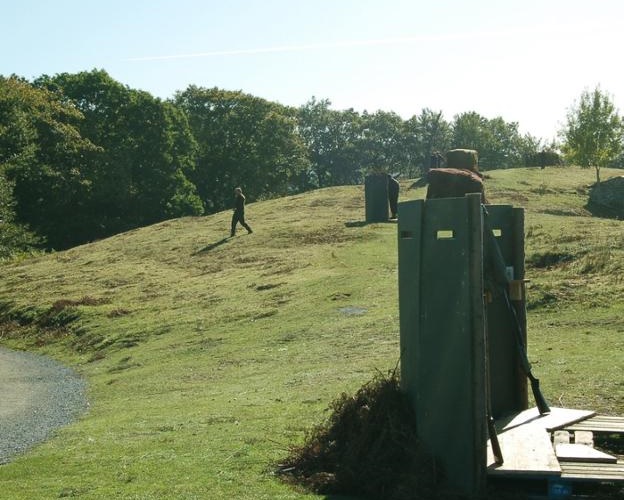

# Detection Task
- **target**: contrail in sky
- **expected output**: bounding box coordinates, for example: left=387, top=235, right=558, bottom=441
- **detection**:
left=126, top=35, right=456, bottom=61
left=125, top=25, right=578, bottom=62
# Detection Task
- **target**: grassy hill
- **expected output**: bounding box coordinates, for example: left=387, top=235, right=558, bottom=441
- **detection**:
left=0, top=166, right=623, bottom=499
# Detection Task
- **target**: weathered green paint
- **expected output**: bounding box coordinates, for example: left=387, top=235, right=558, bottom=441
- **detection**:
left=485, top=205, right=528, bottom=416
left=397, top=200, right=422, bottom=396
left=397, top=196, right=529, bottom=496
left=364, top=173, right=389, bottom=222
left=398, top=194, right=487, bottom=496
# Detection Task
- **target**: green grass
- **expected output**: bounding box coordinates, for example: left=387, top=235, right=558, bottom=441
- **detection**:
left=0, top=166, right=623, bottom=499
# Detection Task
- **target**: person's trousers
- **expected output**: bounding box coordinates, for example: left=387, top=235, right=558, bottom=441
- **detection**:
left=231, top=211, right=252, bottom=235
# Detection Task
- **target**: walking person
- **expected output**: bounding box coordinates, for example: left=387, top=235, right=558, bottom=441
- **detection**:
left=230, top=187, right=253, bottom=237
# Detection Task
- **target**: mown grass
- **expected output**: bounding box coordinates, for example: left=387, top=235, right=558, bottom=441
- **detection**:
left=0, top=166, right=623, bottom=499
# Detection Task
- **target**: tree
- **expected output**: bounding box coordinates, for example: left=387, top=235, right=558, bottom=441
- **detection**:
left=524, top=141, right=562, bottom=169
left=358, top=110, right=407, bottom=176
left=297, top=98, right=364, bottom=187
left=560, top=86, right=623, bottom=184
left=451, top=112, right=530, bottom=169
left=175, top=86, right=309, bottom=211
left=35, top=70, right=203, bottom=246
left=404, top=109, right=451, bottom=175
left=481, top=117, right=525, bottom=169
left=0, top=165, right=41, bottom=258
left=451, top=112, right=487, bottom=152
left=0, top=75, right=99, bottom=249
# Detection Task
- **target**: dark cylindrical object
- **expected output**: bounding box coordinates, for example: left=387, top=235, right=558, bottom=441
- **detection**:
left=364, top=174, right=389, bottom=222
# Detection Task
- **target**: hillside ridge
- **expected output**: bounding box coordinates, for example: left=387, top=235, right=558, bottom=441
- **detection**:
left=0, top=166, right=622, bottom=498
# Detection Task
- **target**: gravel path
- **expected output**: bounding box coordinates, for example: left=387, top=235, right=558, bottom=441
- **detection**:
left=0, top=346, right=88, bottom=464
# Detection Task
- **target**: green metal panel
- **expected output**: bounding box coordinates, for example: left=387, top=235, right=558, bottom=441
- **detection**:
left=511, top=207, right=529, bottom=411
left=484, top=205, right=528, bottom=417
left=398, top=194, right=486, bottom=496
left=364, top=174, right=389, bottom=222
left=398, top=200, right=423, bottom=395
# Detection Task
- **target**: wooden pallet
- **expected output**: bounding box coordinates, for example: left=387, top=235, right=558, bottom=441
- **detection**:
left=560, top=460, right=624, bottom=482
left=487, top=408, right=624, bottom=485
left=564, top=415, right=624, bottom=434
left=557, top=414, right=624, bottom=483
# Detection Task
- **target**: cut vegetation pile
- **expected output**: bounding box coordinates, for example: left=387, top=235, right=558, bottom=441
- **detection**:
left=277, top=371, right=443, bottom=500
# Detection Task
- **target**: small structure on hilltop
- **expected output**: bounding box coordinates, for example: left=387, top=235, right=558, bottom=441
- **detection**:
left=364, top=172, right=400, bottom=222
left=364, top=172, right=390, bottom=223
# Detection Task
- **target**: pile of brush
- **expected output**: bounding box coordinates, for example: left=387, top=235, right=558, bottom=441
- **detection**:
left=277, top=371, right=447, bottom=500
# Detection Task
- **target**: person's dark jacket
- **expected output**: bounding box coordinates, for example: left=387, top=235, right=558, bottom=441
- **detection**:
left=234, top=193, right=246, bottom=212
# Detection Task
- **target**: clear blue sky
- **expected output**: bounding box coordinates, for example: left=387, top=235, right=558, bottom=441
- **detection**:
left=3, top=0, right=623, bottom=141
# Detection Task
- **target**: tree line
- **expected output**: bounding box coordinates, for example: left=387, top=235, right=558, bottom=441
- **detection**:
left=1, top=70, right=621, bottom=256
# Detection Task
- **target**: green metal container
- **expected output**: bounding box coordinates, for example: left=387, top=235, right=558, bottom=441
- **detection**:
left=364, top=173, right=389, bottom=222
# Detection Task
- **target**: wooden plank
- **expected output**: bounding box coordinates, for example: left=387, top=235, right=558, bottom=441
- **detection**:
left=587, top=415, right=624, bottom=421
left=498, top=407, right=596, bottom=432
left=487, top=423, right=561, bottom=476
left=555, top=444, right=617, bottom=464
left=560, top=460, right=624, bottom=481
left=565, top=415, right=624, bottom=433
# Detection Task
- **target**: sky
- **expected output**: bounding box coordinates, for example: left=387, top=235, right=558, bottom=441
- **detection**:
left=3, top=0, right=624, bottom=142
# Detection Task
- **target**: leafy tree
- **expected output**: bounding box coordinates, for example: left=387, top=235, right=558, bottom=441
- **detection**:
left=404, top=109, right=451, bottom=175
left=123, top=89, right=203, bottom=221
left=358, top=110, right=407, bottom=176
left=0, top=75, right=98, bottom=250
left=297, top=98, right=364, bottom=187
left=296, top=97, right=330, bottom=188
left=560, top=86, right=623, bottom=184
left=0, top=165, right=41, bottom=259
left=174, top=86, right=309, bottom=211
left=35, top=70, right=203, bottom=245
left=298, top=101, right=418, bottom=185
left=451, top=112, right=530, bottom=169
left=451, top=111, right=487, bottom=153
left=524, top=141, right=562, bottom=168
left=482, top=117, right=524, bottom=169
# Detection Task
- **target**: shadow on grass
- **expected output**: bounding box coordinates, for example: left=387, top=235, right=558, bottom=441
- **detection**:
left=344, top=220, right=368, bottom=228
left=193, top=237, right=230, bottom=255
left=344, top=219, right=397, bottom=228
left=410, top=177, right=428, bottom=189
